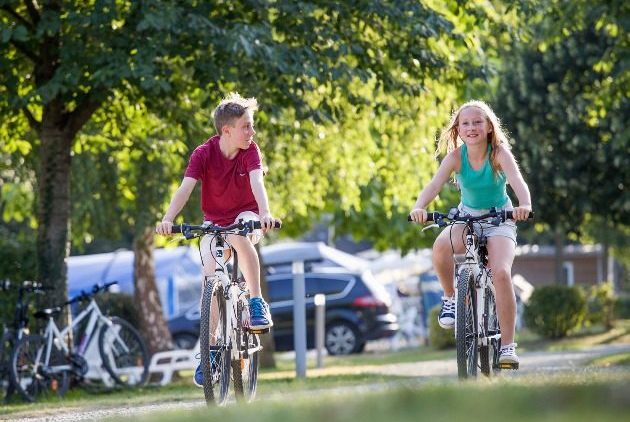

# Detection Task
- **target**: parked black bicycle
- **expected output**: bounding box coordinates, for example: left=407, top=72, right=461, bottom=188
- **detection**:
left=0, top=280, right=50, bottom=402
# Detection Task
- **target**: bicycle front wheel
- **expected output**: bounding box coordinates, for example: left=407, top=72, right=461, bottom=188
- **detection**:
left=456, top=268, right=478, bottom=379
left=98, top=317, right=149, bottom=387
left=480, top=286, right=499, bottom=376
left=232, top=300, right=259, bottom=402
left=10, top=335, right=69, bottom=402
left=199, top=280, right=230, bottom=405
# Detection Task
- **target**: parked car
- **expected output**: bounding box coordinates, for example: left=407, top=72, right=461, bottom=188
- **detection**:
left=167, top=269, right=399, bottom=355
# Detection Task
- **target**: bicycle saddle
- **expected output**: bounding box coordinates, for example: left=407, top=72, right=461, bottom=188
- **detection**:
left=34, top=307, right=63, bottom=319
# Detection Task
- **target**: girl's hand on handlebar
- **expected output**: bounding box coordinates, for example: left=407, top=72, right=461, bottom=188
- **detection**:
left=409, top=208, right=428, bottom=224
left=512, top=205, right=532, bottom=222
left=156, top=220, right=174, bottom=235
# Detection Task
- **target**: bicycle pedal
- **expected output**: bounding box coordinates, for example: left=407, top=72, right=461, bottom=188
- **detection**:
left=248, top=327, right=270, bottom=334
left=498, top=362, right=519, bottom=370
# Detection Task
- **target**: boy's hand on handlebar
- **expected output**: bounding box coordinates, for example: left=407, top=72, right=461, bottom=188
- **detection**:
left=512, top=205, right=532, bottom=222
left=260, top=213, right=281, bottom=233
left=409, top=208, right=428, bottom=224
left=156, top=220, right=174, bottom=235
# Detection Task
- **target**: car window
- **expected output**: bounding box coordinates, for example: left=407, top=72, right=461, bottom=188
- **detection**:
left=267, top=277, right=293, bottom=302
left=309, top=277, right=349, bottom=295
left=267, top=274, right=351, bottom=304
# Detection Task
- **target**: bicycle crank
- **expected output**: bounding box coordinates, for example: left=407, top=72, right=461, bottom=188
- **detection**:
left=69, top=353, right=89, bottom=377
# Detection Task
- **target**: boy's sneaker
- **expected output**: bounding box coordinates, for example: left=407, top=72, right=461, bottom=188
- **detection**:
left=438, top=295, right=456, bottom=329
left=499, top=343, right=519, bottom=366
left=249, top=297, right=273, bottom=330
left=193, top=351, right=219, bottom=388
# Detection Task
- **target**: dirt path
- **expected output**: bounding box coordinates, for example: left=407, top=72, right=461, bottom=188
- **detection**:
left=6, top=343, right=630, bottom=422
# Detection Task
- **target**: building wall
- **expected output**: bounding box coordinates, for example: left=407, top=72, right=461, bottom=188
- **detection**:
left=512, top=253, right=602, bottom=286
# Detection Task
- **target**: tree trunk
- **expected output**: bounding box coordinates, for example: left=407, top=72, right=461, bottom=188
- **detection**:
left=256, top=243, right=276, bottom=368
left=554, top=228, right=565, bottom=285
left=133, top=226, right=174, bottom=355
left=36, top=123, right=73, bottom=318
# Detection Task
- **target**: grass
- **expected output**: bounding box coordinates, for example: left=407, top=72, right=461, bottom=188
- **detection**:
left=2, top=320, right=629, bottom=419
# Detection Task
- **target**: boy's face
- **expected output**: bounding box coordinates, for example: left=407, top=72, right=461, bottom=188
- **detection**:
left=225, top=112, right=256, bottom=149
left=457, top=106, right=492, bottom=146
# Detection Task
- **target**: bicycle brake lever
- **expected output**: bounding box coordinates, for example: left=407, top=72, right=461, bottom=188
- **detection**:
left=422, top=224, right=439, bottom=232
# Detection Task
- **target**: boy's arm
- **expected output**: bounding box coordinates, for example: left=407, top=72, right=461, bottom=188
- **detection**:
left=156, top=177, right=197, bottom=235
left=249, top=169, right=279, bottom=232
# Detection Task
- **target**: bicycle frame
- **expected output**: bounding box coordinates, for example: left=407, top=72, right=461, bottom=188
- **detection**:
left=454, top=224, right=498, bottom=349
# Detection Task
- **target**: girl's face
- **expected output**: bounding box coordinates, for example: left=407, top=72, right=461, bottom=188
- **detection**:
left=457, top=106, right=492, bottom=146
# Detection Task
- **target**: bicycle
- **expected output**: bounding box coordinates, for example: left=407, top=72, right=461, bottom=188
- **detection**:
left=172, top=219, right=280, bottom=405
left=0, top=281, right=49, bottom=402
left=10, top=281, right=149, bottom=402
left=410, top=207, right=532, bottom=379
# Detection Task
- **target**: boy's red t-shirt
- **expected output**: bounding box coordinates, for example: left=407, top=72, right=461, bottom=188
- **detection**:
left=184, top=135, right=262, bottom=225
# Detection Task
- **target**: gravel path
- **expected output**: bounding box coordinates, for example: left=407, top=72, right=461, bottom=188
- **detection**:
left=6, top=343, right=630, bottom=422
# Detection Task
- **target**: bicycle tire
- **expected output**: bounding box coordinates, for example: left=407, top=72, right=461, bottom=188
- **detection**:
left=10, top=335, right=69, bottom=402
left=98, top=317, right=149, bottom=387
left=456, top=268, right=478, bottom=379
left=232, top=299, right=259, bottom=402
left=480, top=286, right=498, bottom=376
left=200, top=281, right=230, bottom=405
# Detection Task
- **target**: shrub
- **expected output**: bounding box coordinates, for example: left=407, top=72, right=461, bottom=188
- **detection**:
left=428, top=304, right=455, bottom=349
left=94, top=292, right=140, bottom=328
left=614, top=295, right=630, bottom=319
left=585, top=283, right=617, bottom=329
left=524, top=285, right=587, bottom=339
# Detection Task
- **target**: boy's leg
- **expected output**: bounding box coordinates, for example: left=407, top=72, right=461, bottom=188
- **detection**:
left=228, top=211, right=272, bottom=329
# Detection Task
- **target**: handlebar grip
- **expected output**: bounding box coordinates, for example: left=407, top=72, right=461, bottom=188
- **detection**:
left=252, top=221, right=282, bottom=229
left=171, top=224, right=184, bottom=233
left=407, top=212, right=437, bottom=222
left=505, top=211, right=534, bottom=220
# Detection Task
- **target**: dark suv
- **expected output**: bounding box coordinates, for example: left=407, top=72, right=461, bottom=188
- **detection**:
left=167, top=269, right=399, bottom=355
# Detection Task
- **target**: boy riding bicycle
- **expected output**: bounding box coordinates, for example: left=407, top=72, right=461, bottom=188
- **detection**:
left=409, top=100, right=532, bottom=367
left=156, top=92, right=281, bottom=386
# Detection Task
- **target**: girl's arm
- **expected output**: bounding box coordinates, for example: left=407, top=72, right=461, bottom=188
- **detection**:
left=249, top=169, right=280, bottom=232
left=410, top=150, right=458, bottom=223
left=497, top=145, right=532, bottom=221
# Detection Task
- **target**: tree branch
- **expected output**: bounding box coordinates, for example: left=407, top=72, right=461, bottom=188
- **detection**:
left=22, top=106, right=41, bottom=133
left=64, top=95, right=102, bottom=139
left=23, top=0, right=40, bottom=26
left=1, top=5, right=34, bottom=30
left=10, top=39, right=38, bottom=62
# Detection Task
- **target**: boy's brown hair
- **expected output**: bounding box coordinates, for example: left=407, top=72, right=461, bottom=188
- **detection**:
left=213, top=92, right=258, bottom=135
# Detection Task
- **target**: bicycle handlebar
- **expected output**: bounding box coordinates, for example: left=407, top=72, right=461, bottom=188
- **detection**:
left=172, top=220, right=281, bottom=239
left=65, top=281, right=119, bottom=306
left=0, top=280, right=53, bottom=293
left=407, top=208, right=534, bottom=224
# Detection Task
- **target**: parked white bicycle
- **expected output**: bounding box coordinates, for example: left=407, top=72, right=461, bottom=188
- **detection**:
left=173, top=219, right=280, bottom=405
left=10, top=282, right=149, bottom=401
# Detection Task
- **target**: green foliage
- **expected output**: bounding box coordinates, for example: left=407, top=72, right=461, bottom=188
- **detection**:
left=584, top=283, right=617, bottom=329
left=614, top=296, right=630, bottom=319
left=495, top=0, right=629, bottom=237
left=0, top=222, right=37, bottom=283
left=428, top=304, right=455, bottom=349
left=524, top=285, right=588, bottom=338
left=94, top=292, right=139, bottom=328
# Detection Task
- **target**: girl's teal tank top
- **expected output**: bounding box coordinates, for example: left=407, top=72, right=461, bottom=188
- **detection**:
left=456, top=144, right=508, bottom=209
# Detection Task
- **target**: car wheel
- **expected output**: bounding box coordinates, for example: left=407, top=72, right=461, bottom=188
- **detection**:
left=173, top=333, right=198, bottom=350
left=325, top=322, right=361, bottom=355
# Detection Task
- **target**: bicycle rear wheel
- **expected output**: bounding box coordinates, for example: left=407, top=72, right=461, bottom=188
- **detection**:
left=232, top=299, right=259, bottom=402
left=200, top=280, right=230, bottom=405
left=10, top=335, right=69, bottom=402
left=480, top=286, right=499, bottom=376
left=456, top=268, right=478, bottom=379
left=98, top=317, right=149, bottom=387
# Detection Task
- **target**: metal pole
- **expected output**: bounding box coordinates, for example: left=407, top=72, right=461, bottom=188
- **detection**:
left=292, top=260, right=306, bottom=378
left=314, top=293, right=326, bottom=368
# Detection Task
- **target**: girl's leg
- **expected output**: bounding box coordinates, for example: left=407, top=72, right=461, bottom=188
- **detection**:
left=486, top=236, right=517, bottom=345
left=433, top=224, right=466, bottom=296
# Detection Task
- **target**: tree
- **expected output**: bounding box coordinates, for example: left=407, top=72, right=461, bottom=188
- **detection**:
left=0, top=0, right=480, bottom=310
left=494, top=0, right=629, bottom=282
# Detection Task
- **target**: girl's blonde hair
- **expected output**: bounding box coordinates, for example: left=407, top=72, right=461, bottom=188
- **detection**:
left=436, top=100, right=511, bottom=174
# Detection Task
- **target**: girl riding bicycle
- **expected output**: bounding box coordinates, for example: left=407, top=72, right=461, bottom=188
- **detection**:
left=409, top=100, right=532, bottom=366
